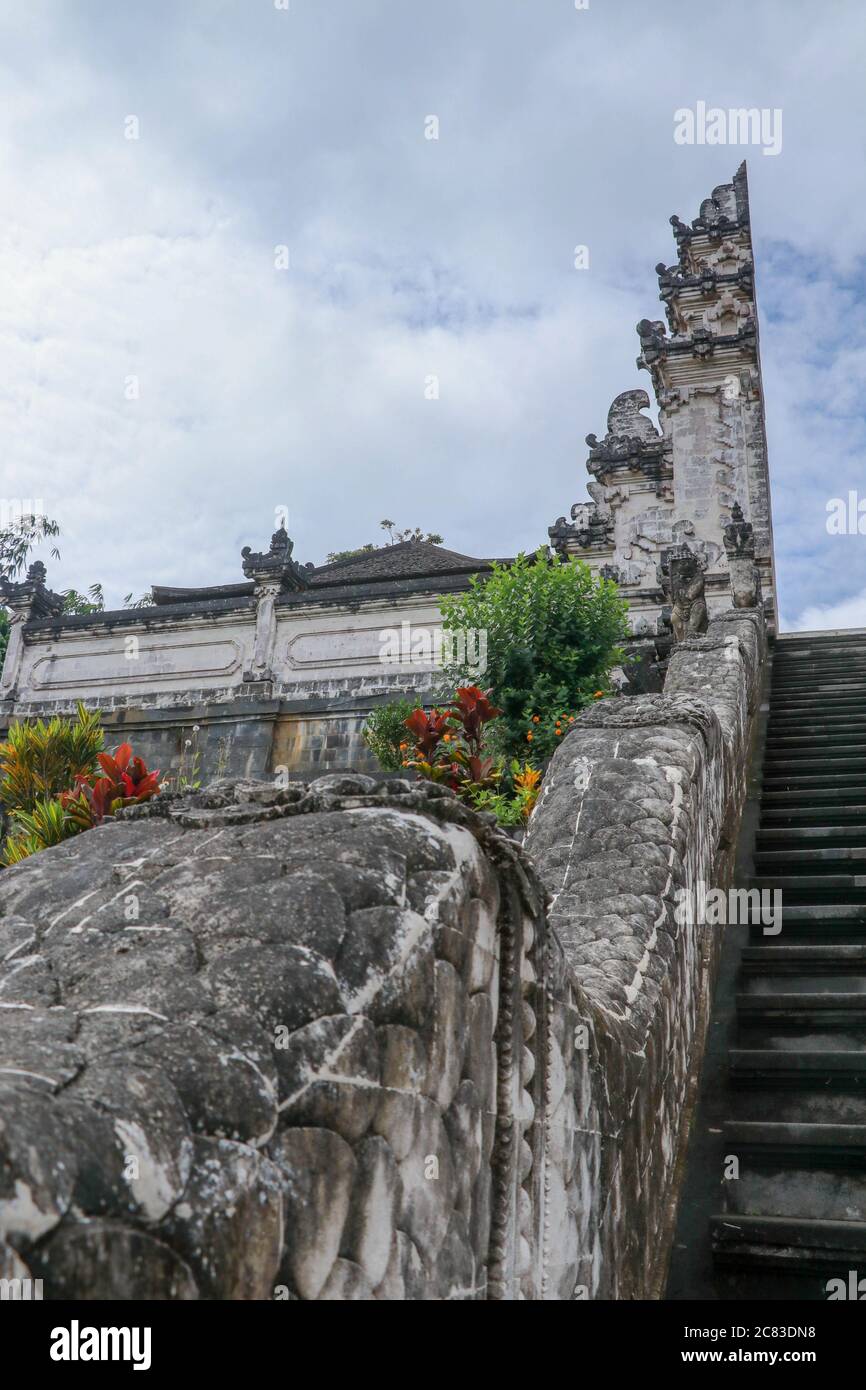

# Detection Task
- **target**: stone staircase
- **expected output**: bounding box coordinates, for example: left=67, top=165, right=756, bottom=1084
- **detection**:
left=709, top=631, right=866, bottom=1297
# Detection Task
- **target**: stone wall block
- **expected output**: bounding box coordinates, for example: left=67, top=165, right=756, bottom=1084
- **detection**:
left=272, top=1126, right=356, bottom=1300
left=340, top=1135, right=401, bottom=1288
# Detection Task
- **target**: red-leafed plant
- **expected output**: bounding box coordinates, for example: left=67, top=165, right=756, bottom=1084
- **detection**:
left=402, top=685, right=502, bottom=797
left=60, top=743, right=161, bottom=831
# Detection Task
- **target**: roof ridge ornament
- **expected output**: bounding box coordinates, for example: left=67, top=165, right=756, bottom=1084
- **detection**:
left=241, top=524, right=309, bottom=592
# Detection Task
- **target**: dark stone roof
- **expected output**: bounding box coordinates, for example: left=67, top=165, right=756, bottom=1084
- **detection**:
left=147, top=540, right=499, bottom=606
left=307, top=540, right=498, bottom=587
left=25, top=541, right=503, bottom=633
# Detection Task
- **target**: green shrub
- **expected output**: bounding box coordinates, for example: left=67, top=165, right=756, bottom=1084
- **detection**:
left=3, top=797, right=79, bottom=865
left=0, top=703, right=104, bottom=814
left=440, top=549, right=628, bottom=764
left=362, top=698, right=421, bottom=771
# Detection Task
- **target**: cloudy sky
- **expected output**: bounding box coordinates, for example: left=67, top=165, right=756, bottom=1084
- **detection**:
left=1, top=0, right=865, bottom=630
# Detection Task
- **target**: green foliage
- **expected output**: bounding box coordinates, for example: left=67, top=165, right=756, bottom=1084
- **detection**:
left=0, top=514, right=61, bottom=578
left=0, top=703, right=105, bottom=815
left=362, top=698, right=421, bottom=771
left=469, top=761, right=542, bottom=826
left=61, top=584, right=153, bottom=614
left=3, top=797, right=80, bottom=866
left=0, top=514, right=61, bottom=671
left=440, top=549, right=629, bottom=763
left=327, top=520, right=444, bottom=564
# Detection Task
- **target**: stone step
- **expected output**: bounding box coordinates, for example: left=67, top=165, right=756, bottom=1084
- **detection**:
left=761, top=778, right=866, bottom=800
left=724, top=1120, right=866, bottom=1164
left=761, top=789, right=866, bottom=800
left=761, top=806, right=866, bottom=825
left=741, top=975, right=866, bottom=993
left=766, top=732, right=866, bottom=747
left=769, top=692, right=866, bottom=709
left=772, top=680, right=866, bottom=695
left=743, top=944, right=866, bottom=967
left=727, top=1087, right=866, bottom=1125
left=730, top=1050, right=866, bottom=1083
left=711, top=1214, right=866, bottom=1272
left=756, top=839, right=866, bottom=861
left=767, top=725, right=866, bottom=740
left=764, top=760, right=866, bottom=775
left=745, top=900, right=866, bottom=934
left=737, top=993, right=866, bottom=1025
left=756, top=826, right=866, bottom=845
left=773, top=665, right=866, bottom=681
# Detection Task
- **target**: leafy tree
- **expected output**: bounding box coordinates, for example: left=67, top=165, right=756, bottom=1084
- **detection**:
left=0, top=515, right=61, bottom=667
left=327, top=519, right=444, bottom=564
left=0, top=514, right=61, bottom=577
left=439, top=549, right=629, bottom=764
left=61, top=584, right=152, bottom=614
left=0, top=515, right=152, bottom=669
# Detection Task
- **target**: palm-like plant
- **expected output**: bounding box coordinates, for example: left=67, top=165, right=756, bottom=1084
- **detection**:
left=0, top=703, right=104, bottom=814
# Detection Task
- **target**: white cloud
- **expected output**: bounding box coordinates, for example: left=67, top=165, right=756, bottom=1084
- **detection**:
left=0, top=0, right=865, bottom=628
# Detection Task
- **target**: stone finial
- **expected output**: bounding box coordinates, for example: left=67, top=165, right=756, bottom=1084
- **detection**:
left=722, top=501, right=754, bottom=558
left=723, top=503, right=762, bottom=609
left=0, top=561, right=64, bottom=619
left=584, top=388, right=669, bottom=486
left=0, top=561, right=64, bottom=701
left=241, top=525, right=308, bottom=592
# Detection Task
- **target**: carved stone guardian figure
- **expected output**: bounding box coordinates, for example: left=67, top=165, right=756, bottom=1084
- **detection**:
left=663, top=545, right=708, bottom=642
left=723, top=501, right=762, bottom=609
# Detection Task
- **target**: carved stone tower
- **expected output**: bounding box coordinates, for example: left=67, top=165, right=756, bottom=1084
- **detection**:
left=550, top=162, right=778, bottom=636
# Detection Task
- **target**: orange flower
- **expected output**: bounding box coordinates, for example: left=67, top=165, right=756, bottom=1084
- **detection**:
left=568, top=716, right=574, bottom=724
left=555, top=728, right=562, bottom=736
left=399, top=741, right=408, bottom=750
left=593, top=691, right=604, bottom=699
left=527, top=732, right=533, bottom=742
left=532, top=715, right=540, bottom=724
left=443, top=732, right=451, bottom=742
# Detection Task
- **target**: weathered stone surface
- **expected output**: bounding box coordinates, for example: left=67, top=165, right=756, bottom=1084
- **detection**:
left=272, top=1126, right=356, bottom=1300
left=160, top=1138, right=283, bottom=1299
left=524, top=605, right=766, bottom=1298
left=340, top=1136, right=400, bottom=1288
left=28, top=1223, right=199, bottom=1300
left=277, top=1014, right=380, bottom=1141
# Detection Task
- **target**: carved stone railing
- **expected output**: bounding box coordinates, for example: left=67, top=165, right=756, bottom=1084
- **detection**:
left=0, top=606, right=766, bottom=1299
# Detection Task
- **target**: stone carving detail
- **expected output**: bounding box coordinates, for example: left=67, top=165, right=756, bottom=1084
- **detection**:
left=549, top=483, right=615, bottom=558
left=723, top=502, right=762, bottom=609
left=0, top=562, right=64, bottom=700
left=525, top=606, right=767, bottom=1296
left=584, top=389, right=670, bottom=488
left=241, top=526, right=309, bottom=683
left=241, top=525, right=309, bottom=592
left=660, top=544, right=708, bottom=642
